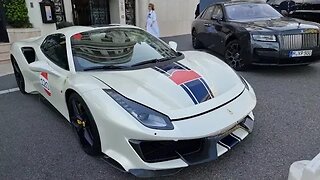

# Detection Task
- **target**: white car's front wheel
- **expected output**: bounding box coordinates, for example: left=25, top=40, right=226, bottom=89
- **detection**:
left=67, top=93, right=102, bottom=156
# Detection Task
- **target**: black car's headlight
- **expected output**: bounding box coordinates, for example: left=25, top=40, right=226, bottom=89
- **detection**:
left=104, top=89, right=174, bottom=130
left=252, top=34, right=276, bottom=42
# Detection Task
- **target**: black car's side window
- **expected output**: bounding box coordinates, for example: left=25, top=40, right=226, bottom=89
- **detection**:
left=201, top=6, right=215, bottom=20
left=41, top=34, right=69, bottom=70
left=212, top=5, right=223, bottom=19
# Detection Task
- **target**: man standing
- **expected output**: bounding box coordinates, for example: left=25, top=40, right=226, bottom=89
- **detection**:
left=0, top=0, right=9, bottom=42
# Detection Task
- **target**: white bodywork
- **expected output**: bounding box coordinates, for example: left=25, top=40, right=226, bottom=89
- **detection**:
left=11, top=26, right=257, bottom=175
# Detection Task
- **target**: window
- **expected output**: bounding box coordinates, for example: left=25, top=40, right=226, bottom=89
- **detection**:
left=212, top=5, right=223, bottom=19
left=201, top=6, right=215, bottom=20
left=41, top=34, right=69, bottom=70
left=70, top=28, right=180, bottom=71
left=225, top=3, right=282, bottom=20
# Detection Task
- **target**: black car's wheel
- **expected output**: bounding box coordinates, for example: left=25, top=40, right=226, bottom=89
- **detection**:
left=224, top=40, right=248, bottom=71
left=11, top=56, right=26, bottom=94
left=192, top=30, right=203, bottom=49
left=68, top=93, right=102, bottom=156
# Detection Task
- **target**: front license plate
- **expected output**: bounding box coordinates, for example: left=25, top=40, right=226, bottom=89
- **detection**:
left=289, top=50, right=312, bottom=57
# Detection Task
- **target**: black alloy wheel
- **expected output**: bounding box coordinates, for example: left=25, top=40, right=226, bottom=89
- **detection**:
left=192, top=30, right=203, bottom=49
left=11, top=56, right=26, bottom=94
left=68, top=93, right=102, bottom=156
left=224, top=40, right=248, bottom=71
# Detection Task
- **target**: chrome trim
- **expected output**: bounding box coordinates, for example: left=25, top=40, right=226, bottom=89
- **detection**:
left=281, top=33, right=318, bottom=50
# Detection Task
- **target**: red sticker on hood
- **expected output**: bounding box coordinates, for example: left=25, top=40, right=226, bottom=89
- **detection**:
left=170, top=70, right=201, bottom=85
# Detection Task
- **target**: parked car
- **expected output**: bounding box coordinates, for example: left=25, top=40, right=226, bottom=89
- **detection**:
left=10, top=25, right=256, bottom=177
left=192, top=1, right=320, bottom=70
left=267, top=0, right=320, bottom=23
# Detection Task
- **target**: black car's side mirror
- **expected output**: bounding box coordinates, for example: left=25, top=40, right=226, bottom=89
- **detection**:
left=211, top=15, right=223, bottom=21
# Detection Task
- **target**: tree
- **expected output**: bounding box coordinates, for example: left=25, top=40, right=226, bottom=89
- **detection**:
left=3, top=0, right=32, bottom=28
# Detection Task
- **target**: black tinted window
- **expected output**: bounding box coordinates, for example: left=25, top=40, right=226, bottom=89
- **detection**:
left=70, top=28, right=180, bottom=71
left=201, top=6, right=215, bottom=20
left=41, top=34, right=69, bottom=70
left=212, top=5, right=223, bottom=19
left=225, top=3, right=282, bottom=20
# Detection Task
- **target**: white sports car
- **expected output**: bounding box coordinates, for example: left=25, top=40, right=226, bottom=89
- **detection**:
left=11, top=25, right=256, bottom=177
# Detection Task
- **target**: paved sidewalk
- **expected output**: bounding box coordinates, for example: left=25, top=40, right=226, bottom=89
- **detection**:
left=0, top=61, right=13, bottom=77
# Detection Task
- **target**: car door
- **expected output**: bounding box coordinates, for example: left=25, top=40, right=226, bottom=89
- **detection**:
left=197, top=6, right=216, bottom=48
left=201, top=5, right=226, bottom=51
left=35, top=34, right=70, bottom=112
left=207, top=5, right=226, bottom=53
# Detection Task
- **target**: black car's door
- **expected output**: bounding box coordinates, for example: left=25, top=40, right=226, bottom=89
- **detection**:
left=201, top=5, right=226, bottom=52
left=197, top=6, right=216, bottom=47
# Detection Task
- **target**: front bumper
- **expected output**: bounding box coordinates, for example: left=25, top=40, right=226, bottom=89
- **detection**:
left=128, top=116, right=254, bottom=177
left=83, top=84, right=256, bottom=177
left=244, top=40, right=320, bottom=65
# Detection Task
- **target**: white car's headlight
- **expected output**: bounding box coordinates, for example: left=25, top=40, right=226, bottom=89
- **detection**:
left=105, top=89, right=174, bottom=130
left=252, top=34, right=276, bottom=42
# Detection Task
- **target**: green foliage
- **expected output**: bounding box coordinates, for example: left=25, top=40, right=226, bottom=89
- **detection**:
left=3, top=0, right=32, bottom=28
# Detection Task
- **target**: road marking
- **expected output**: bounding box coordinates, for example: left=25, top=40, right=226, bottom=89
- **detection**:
left=0, top=88, right=19, bottom=95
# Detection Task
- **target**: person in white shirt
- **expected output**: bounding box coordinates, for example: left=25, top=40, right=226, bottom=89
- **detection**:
left=146, top=3, right=160, bottom=38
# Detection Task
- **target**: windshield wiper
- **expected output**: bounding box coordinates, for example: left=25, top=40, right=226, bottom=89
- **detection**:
left=131, top=57, right=176, bottom=67
left=83, top=65, right=126, bottom=71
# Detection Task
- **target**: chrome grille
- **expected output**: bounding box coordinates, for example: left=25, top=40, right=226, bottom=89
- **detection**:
left=281, top=33, right=318, bottom=50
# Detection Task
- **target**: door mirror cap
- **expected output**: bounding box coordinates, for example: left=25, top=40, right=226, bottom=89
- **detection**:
left=168, top=41, right=178, bottom=51
left=211, top=15, right=223, bottom=21
left=29, top=61, right=60, bottom=76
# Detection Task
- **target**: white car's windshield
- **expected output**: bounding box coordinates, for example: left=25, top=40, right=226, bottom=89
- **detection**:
left=225, top=3, right=283, bottom=20
left=71, top=28, right=180, bottom=71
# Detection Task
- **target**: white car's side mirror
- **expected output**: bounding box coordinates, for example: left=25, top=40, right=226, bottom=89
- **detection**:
left=29, top=61, right=60, bottom=77
left=168, top=41, right=178, bottom=51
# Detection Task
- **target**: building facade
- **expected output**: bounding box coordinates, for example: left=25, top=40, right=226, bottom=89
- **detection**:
left=25, top=0, right=199, bottom=37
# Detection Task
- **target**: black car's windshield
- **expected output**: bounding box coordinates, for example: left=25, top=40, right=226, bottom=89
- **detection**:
left=225, top=3, right=283, bottom=21
left=71, top=28, right=180, bottom=71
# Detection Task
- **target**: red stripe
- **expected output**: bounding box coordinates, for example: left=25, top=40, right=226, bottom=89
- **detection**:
left=169, top=70, right=201, bottom=85
left=44, top=89, right=51, bottom=96
left=41, top=72, right=48, bottom=79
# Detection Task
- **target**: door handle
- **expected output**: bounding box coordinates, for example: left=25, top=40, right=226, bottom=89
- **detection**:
left=204, top=23, right=211, bottom=27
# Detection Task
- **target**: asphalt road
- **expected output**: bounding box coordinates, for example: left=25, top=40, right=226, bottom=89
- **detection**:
left=1, top=35, right=320, bottom=179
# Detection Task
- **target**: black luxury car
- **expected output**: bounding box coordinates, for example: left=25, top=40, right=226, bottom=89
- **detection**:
left=192, top=1, right=320, bottom=70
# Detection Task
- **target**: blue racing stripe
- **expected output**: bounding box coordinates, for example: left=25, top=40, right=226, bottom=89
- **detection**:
left=185, top=79, right=212, bottom=103
left=181, top=85, right=198, bottom=104
left=200, top=78, right=214, bottom=98
left=153, top=62, right=214, bottom=105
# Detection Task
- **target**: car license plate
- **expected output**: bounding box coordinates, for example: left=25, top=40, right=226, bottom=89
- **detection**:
left=289, top=50, right=312, bottom=57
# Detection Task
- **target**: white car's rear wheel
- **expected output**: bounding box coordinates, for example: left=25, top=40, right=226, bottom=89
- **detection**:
left=68, top=93, right=102, bottom=156
left=11, top=56, right=26, bottom=94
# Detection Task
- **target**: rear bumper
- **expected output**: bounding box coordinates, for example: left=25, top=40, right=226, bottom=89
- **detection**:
left=243, top=40, right=320, bottom=65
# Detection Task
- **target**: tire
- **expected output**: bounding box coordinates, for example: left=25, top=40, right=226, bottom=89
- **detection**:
left=224, top=40, right=248, bottom=71
left=67, top=93, right=102, bottom=156
left=11, top=56, right=27, bottom=94
left=192, top=29, right=203, bottom=49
